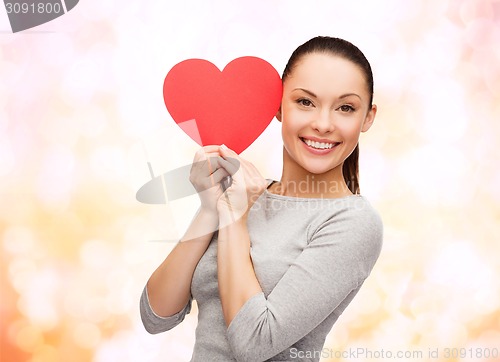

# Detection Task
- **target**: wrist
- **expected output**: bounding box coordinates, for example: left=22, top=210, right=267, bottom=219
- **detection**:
left=199, top=206, right=219, bottom=219
left=196, top=207, right=220, bottom=230
left=218, top=208, right=248, bottom=228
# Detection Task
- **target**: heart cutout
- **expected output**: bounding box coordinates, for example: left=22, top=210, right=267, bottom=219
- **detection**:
left=163, top=57, right=282, bottom=154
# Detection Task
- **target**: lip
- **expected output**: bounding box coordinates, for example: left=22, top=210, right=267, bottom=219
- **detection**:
left=301, top=136, right=339, bottom=143
left=300, top=137, right=340, bottom=155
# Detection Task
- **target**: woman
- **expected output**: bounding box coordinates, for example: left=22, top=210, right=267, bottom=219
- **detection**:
left=140, top=36, right=383, bottom=362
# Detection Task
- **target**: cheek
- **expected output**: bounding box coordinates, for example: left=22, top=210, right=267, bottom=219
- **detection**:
left=281, top=109, right=303, bottom=133
left=282, top=107, right=312, bottom=129
left=282, top=122, right=298, bottom=143
left=337, top=118, right=364, bottom=139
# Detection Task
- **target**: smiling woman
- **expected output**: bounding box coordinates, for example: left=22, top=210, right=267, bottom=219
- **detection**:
left=140, top=36, right=383, bottom=362
left=276, top=37, right=377, bottom=197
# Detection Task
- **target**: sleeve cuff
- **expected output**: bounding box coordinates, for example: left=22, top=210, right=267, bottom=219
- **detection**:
left=140, top=284, right=192, bottom=334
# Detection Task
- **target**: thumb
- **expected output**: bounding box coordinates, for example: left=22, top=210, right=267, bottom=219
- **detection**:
left=228, top=162, right=248, bottom=194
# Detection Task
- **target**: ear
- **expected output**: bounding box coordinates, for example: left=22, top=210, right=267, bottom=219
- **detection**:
left=275, top=106, right=282, bottom=122
left=361, top=104, right=377, bottom=132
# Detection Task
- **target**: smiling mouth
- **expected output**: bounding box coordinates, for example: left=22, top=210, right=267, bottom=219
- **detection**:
left=300, top=137, right=341, bottom=150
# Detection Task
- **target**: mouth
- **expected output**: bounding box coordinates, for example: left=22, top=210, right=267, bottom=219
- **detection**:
left=300, top=137, right=341, bottom=150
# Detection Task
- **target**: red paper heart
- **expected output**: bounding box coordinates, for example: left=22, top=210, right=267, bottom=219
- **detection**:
left=163, top=57, right=282, bottom=154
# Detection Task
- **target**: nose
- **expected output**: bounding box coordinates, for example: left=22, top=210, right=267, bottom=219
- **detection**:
left=312, top=109, right=334, bottom=133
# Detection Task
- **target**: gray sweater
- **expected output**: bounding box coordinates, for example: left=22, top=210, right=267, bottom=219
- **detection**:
left=140, top=179, right=383, bottom=362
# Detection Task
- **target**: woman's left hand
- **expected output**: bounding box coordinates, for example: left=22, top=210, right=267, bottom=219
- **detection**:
left=216, top=145, right=268, bottom=226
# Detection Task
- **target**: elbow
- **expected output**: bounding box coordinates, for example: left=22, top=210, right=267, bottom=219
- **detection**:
left=226, top=292, right=275, bottom=361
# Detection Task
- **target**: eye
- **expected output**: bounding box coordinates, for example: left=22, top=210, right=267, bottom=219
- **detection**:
left=297, top=98, right=314, bottom=107
left=338, top=104, right=355, bottom=113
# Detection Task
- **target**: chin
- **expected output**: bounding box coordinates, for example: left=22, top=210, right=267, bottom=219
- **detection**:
left=301, top=161, right=342, bottom=176
left=285, top=143, right=342, bottom=175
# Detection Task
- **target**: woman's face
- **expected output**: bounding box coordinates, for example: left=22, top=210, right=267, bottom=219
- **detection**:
left=278, top=52, right=376, bottom=176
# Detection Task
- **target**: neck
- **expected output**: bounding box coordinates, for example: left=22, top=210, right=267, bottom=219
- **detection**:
left=273, top=146, right=353, bottom=198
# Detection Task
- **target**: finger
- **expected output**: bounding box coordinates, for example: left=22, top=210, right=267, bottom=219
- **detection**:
left=192, top=148, right=210, bottom=174
left=207, top=156, right=232, bottom=175
left=203, top=150, right=222, bottom=157
left=193, top=146, right=223, bottom=164
left=201, top=145, right=224, bottom=154
left=209, top=167, right=231, bottom=185
left=218, top=144, right=237, bottom=158
left=218, top=156, right=240, bottom=176
left=218, top=147, right=244, bottom=171
left=194, top=165, right=230, bottom=190
left=191, top=154, right=221, bottom=176
left=193, top=151, right=220, bottom=170
left=192, top=158, right=231, bottom=191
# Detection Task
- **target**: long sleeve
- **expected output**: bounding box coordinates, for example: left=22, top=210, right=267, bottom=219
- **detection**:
left=225, top=205, right=383, bottom=361
left=140, top=284, right=192, bottom=334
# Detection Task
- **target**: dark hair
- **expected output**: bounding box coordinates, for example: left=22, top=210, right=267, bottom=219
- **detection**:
left=282, top=36, right=374, bottom=194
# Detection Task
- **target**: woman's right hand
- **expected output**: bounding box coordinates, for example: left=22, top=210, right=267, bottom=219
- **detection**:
left=189, top=145, right=231, bottom=214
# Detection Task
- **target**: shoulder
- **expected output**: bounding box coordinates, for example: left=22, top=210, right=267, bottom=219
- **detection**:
left=344, top=196, right=383, bottom=235
left=315, top=195, right=383, bottom=233
left=311, top=196, right=383, bottom=270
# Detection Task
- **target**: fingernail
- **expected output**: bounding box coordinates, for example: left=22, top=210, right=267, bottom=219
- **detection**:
left=221, top=144, right=228, bottom=150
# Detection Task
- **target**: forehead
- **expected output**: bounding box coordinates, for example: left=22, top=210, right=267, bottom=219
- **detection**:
left=284, top=52, right=367, bottom=96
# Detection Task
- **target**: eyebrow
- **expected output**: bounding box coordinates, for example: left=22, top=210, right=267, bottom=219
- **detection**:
left=293, top=88, right=318, bottom=98
left=292, top=88, right=361, bottom=100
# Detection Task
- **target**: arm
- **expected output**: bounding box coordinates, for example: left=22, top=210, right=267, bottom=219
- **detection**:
left=215, top=145, right=269, bottom=326
left=217, top=213, right=262, bottom=327
left=147, top=206, right=219, bottom=315
left=141, top=145, right=229, bottom=333
left=140, top=206, right=219, bottom=334
left=224, top=207, right=383, bottom=362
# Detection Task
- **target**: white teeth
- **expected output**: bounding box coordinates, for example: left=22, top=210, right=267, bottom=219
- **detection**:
left=303, top=138, right=337, bottom=149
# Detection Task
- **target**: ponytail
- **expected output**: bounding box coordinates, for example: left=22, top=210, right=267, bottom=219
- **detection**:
left=342, top=143, right=360, bottom=194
